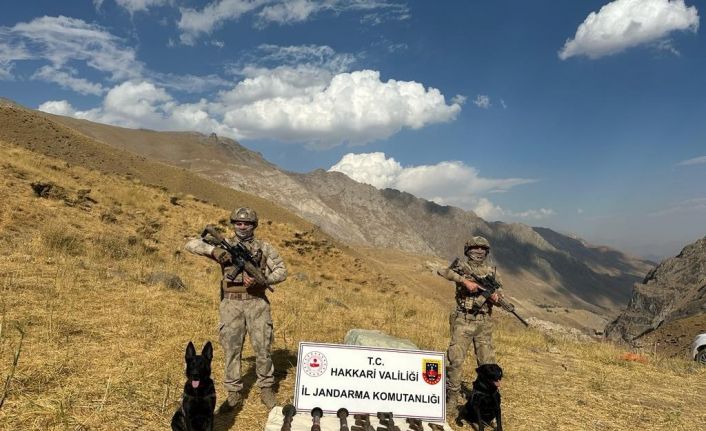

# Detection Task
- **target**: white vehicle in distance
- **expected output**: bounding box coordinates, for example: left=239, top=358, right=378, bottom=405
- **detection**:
left=692, top=333, right=706, bottom=364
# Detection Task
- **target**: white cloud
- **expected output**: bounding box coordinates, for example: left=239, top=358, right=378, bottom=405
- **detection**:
left=327, top=152, right=403, bottom=188
left=221, top=44, right=461, bottom=146
left=559, top=0, right=699, bottom=60
left=38, top=81, right=234, bottom=137
left=257, top=0, right=319, bottom=25
left=38, top=100, right=78, bottom=116
left=360, top=5, right=411, bottom=26
left=31, top=41, right=460, bottom=148
left=153, top=72, right=231, bottom=94
left=649, top=197, right=706, bottom=216
left=328, top=152, right=549, bottom=221
left=7, top=16, right=143, bottom=81
left=0, top=36, right=32, bottom=79
left=114, top=0, right=171, bottom=13
left=677, top=155, right=706, bottom=166
left=373, top=40, right=408, bottom=53
left=1, top=16, right=229, bottom=94
left=654, top=38, right=681, bottom=56
left=178, top=0, right=272, bottom=45
left=94, top=0, right=170, bottom=13
left=511, top=207, right=556, bottom=220
left=473, top=94, right=490, bottom=109
left=32, top=66, right=105, bottom=95
left=469, top=198, right=554, bottom=221
left=218, top=65, right=333, bottom=106
left=451, top=94, right=467, bottom=106
left=178, top=0, right=409, bottom=44
left=219, top=69, right=462, bottom=147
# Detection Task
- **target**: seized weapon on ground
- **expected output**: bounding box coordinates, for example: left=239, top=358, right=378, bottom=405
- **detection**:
left=337, top=408, right=350, bottom=431
left=427, top=424, right=445, bottom=431
left=466, top=271, right=529, bottom=327
left=406, top=418, right=423, bottom=431
left=281, top=404, right=297, bottom=431
left=376, top=412, right=400, bottom=431
left=201, top=224, right=272, bottom=291
left=311, top=407, right=323, bottom=431
left=352, top=414, right=375, bottom=431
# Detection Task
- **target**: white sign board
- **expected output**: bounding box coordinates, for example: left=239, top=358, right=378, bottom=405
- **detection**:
left=294, top=342, right=446, bottom=421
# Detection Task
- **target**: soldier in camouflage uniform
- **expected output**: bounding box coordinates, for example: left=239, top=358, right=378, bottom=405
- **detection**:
left=437, top=236, right=503, bottom=409
left=185, top=207, right=287, bottom=411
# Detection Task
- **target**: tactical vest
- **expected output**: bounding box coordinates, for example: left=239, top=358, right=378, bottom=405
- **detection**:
left=221, top=238, right=266, bottom=294
left=454, top=259, right=495, bottom=312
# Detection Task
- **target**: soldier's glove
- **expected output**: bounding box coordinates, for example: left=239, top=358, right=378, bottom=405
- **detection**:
left=212, top=247, right=232, bottom=265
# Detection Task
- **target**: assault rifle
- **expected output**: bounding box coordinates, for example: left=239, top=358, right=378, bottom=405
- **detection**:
left=201, top=224, right=272, bottom=292
left=466, top=272, right=529, bottom=327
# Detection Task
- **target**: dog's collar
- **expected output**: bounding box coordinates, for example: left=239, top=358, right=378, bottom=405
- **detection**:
left=474, top=380, right=492, bottom=391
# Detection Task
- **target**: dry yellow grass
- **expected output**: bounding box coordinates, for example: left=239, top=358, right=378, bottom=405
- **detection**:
left=1, top=140, right=705, bottom=430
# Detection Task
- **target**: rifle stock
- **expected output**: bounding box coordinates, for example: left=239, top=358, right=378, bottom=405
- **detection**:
left=202, top=225, right=272, bottom=292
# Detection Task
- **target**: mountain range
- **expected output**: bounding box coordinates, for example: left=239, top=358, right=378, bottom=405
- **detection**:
left=0, top=99, right=655, bottom=331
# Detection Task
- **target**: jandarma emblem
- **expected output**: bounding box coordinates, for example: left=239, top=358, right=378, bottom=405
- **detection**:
left=302, top=351, right=328, bottom=377
left=422, top=359, right=442, bottom=385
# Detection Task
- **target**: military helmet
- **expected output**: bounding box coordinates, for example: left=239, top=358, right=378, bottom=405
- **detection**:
left=230, top=207, right=258, bottom=226
left=464, top=236, right=490, bottom=253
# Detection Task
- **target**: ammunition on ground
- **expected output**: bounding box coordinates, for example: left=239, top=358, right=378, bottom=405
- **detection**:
left=427, top=423, right=444, bottom=431
left=405, top=418, right=423, bottom=431
left=337, top=408, right=349, bottom=431
left=376, top=412, right=400, bottom=431
left=352, top=414, right=374, bottom=431
left=311, top=407, right=323, bottom=431
left=281, top=404, right=297, bottom=431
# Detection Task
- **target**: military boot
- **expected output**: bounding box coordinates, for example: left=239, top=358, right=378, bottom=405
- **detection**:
left=216, top=391, right=242, bottom=414
left=446, top=389, right=461, bottom=411
left=260, top=387, right=277, bottom=409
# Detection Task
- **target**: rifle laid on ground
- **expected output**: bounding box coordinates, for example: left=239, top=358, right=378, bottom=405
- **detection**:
left=466, top=271, right=529, bottom=327
left=201, top=224, right=273, bottom=292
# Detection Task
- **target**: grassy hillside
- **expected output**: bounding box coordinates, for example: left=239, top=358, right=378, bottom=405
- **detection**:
left=0, top=103, right=304, bottom=229
left=0, top=131, right=704, bottom=429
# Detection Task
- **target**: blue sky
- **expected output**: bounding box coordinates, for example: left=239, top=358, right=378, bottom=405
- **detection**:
left=1, top=0, right=705, bottom=259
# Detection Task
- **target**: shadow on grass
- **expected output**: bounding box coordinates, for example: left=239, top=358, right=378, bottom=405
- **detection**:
left=213, top=348, right=298, bottom=430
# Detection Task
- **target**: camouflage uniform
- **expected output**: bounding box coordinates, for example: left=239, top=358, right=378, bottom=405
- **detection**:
left=437, top=236, right=503, bottom=402
left=185, top=208, right=287, bottom=402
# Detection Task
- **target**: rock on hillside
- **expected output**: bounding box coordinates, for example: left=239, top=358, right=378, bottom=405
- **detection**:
left=605, top=235, right=706, bottom=343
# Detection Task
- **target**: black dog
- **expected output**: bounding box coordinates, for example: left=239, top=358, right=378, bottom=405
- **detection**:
left=172, top=341, right=217, bottom=431
left=457, top=363, right=503, bottom=431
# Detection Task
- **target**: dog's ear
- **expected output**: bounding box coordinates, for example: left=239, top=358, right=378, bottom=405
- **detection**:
left=186, top=341, right=196, bottom=360
left=202, top=341, right=213, bottom=362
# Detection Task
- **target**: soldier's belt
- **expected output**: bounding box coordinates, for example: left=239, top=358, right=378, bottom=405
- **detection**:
left=223, top=292, right=256, bottom=300
left=456, top=307, right=488, bottom=316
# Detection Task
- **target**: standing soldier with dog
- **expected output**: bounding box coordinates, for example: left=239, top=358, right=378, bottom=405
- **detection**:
left=437, top=236, right=503, bottom=410
left=185, top=207, right=287, bottom=412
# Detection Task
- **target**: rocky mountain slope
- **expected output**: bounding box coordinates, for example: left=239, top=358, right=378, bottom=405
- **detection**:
left=2, top=116, right=705, bottom=431
left=2, top=102, right=655, bottom=329
left=606, top=235, right=706, bottom=343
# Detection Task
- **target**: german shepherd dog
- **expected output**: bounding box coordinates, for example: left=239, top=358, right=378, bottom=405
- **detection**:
left=457, top=363, right=503, bottom=431
left=172, top=341, right=216, bottom=431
